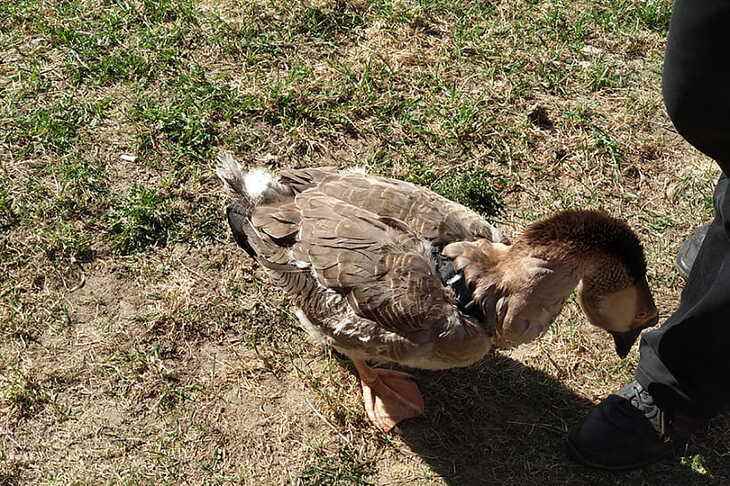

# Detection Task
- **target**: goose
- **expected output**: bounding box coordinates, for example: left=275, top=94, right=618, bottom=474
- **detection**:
left=216, top=153, right=659, bottom=432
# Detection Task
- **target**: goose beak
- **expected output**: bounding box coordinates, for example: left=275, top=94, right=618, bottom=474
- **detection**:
left=610, top=329, right=643, bottom=358
left=610, top=314, right=659, bottom=358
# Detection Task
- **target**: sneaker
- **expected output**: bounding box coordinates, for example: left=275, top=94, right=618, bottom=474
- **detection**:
left=567, top=381, right=704, bottom=471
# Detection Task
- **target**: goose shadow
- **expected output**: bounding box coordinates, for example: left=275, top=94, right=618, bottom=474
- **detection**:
left=384, top=354, right=730, bottom=486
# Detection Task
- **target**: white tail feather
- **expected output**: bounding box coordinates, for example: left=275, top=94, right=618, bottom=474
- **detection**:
left=216, top=152, right=247, bottom=196
left=244, top=168, right=276, bottom=200
left=216, top=151, right=285, bottom=202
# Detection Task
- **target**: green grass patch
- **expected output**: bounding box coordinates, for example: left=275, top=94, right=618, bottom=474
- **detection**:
left=297, top=446, right=374, bottom=486
left=433, top=168, right=507, bottom=217
left=1, top=0, right=725, bottom=483
left=107, top=185, right=175, bottom=255
left=591, top=0, right=672, bottom=34
left=586, top=60, right=627, bottom=92
left=133, top=67, right=261, bottom=163
left=9, top=96, right=111, bottom=156
left=0, top=369, right=48, bottom=420
left=50, top=157, right=109, bottom=218
left=43, top=221, right=94, bottom=263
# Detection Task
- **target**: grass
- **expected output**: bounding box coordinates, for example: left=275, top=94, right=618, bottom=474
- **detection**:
left=0, top=369, right=49, bottom=420
left=108, top=185, right=174, bottom=254
left=297, top=446, right=375, bottom=485
left=1, top=0, right=728, bottom=484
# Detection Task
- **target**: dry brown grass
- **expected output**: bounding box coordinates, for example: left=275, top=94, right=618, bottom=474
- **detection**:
left=1, top=0, right=728, bottom=484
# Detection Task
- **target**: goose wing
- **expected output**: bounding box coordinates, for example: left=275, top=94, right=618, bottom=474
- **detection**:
left=277, top=170, right=504, bottom=246
left=284, top=190, right=460, bottom=337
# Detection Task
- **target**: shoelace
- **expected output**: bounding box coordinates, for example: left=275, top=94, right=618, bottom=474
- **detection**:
left=630, top=384, right=666, bottom=438
left=624, top=383, right=704, bottom=453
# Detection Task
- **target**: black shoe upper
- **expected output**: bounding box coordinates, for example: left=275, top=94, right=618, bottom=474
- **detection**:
left=567, top=381, right=702, bottom=471
left=615, top=382, right=668, bottom=438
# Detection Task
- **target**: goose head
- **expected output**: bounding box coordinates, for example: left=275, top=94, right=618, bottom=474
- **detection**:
left=446, top=210, right=658, bottom=357
left=517, top=209, right=658, bottom=357
left=573, top=252, right=658, bottom=357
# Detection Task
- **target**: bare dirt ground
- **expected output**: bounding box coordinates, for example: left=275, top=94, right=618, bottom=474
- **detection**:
left=1, top=1, right=728, bottom=484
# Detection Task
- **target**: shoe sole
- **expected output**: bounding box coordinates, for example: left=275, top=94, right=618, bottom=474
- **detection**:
left=674, top=224, right=711, bottom=280
left=674, top=253, right=690, bottom=280
left=566, top=431, right=673, bottom=471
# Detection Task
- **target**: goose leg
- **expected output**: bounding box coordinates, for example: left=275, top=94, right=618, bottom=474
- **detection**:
left=353, top=360, right=424, bottom=432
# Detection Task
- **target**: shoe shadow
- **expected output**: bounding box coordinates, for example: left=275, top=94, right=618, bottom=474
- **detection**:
left=392, top=354, right=729, bottom=486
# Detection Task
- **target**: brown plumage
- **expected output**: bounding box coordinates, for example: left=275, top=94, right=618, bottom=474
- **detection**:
left=516, top=209, right=647, bottom=281
left=217, top=153, right=658, bottom=431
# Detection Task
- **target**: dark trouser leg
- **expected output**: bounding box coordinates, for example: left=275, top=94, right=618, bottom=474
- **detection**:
left=661, top=0, right=730, bottom=173
left=637, top=177, right=730, bottom=418
left=635, top=0, right=730, bottom=419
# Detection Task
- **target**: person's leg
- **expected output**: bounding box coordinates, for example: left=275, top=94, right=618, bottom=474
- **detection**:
left=568, top=0, right=730, bottom=470
left=636, top=0, right=730, bottom=419
left=636, top=176, right=730, bottom=419
left=661, top=0, right=730, bottom=175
